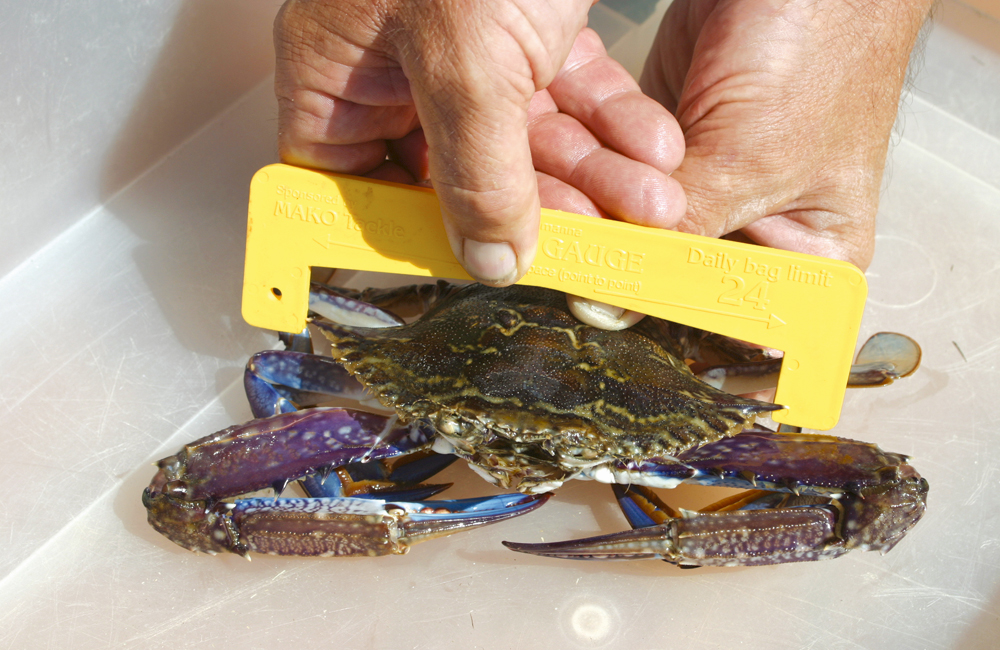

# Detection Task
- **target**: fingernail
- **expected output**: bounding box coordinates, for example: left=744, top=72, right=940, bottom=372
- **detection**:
left=462, top=240, right=518, bottom=285
left=567, top=295, right=645, bottom=331
left=584, top=299, right=626, bottom=320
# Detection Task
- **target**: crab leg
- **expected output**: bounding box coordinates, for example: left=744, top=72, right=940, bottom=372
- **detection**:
left=506, top=430, right=927, bottom=567
left=605, top=428, right=916, bottom=495
left=144, top=407, right=545, bottom=556
left=299, top=450, right=458, bottom=501
left=146, top=407, right=428, bottom=502
left=149, top=491, right=548, bottom=557
left=503, top=500, right=845, bottom=565
left=245, top=351, right=371, bottom=417
left=695, top=332, right=923, bottom=394
left=245, top=350, right=460, bottom=498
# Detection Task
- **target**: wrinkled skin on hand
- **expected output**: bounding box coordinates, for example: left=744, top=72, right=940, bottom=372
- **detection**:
left=274, top=0, right=686, bottom=286
left=274, top=0, right=933, bottom=293
left=640, top=0, right=934, bottom=270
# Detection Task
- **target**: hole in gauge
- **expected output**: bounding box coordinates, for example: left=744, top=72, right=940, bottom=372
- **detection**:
left=271, top=287, right=283, bottom=300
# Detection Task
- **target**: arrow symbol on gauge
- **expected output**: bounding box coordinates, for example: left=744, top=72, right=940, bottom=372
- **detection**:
left=594, top=289, right=786, bottom=329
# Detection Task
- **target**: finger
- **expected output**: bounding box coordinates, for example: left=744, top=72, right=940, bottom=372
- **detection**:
left=566, top=294, right=646, bottom=330
left=365, top=161, right=416, bottom=185
left=393, top=3, right=594, bottom=286
left=279, top=138, right=388, bottom=175
left=386, top=129, right=430, bottom=183
left=536, top=172, right=603, bottom=218
left=278, top=91, right=418, bottom=146
left=277, top=92, right=417, bottom=172
left=549, top=29, right=684, bottom=173
left=739, top=211, right=877, bottom=270
left=529, top=111, right=686, bottom=228
left=406, top=67, right=539, bottom=285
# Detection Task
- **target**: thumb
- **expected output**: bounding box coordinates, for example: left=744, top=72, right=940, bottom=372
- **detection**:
left=398, top=20, right=546, bottom=286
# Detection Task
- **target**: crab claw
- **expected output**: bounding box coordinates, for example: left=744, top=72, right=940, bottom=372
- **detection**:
left=146, top=408, right=431, bottom=503
left=502, top=507, right=845, bottom=566
left=503, top=526, right=681, bottom=562
left=505, top=472, right=927, bottom=567
left=145, top=491, right=549, bottom=557
left=390, top=493, right=551, bottom=548
left=244, top=351, right=370, bottom=418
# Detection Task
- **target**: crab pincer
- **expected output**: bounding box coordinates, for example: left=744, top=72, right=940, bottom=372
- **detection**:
left=504, top=430, right=928, bottom=567
left=143, top=407, right=546, bottom=557
left=146, top=490, right=547, bottom=558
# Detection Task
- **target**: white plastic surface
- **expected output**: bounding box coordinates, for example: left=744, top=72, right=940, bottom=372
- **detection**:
left=2, top=2, right=1000, bottom=648
left=0, top=0, right=279, bottom=280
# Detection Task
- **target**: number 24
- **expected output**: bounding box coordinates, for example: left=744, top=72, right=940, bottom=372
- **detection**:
left=718, top=275, right=770, bottom=310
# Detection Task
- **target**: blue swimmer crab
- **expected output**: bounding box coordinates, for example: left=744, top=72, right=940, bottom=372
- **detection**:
left=143, top=282, right=927, bottom=566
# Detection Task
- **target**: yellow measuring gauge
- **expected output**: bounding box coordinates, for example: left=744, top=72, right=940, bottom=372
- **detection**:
left=243, top=164, right=868, bottom=430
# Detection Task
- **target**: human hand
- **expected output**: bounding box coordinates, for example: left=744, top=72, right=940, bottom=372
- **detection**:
left=641, top=0, right=933, bottom=270
left=274, top=0, right=686, bottom=291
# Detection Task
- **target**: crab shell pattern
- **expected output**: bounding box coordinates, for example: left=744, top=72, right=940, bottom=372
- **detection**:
left=317, top=283, right=780, bottom=493
left=143, top=282, right=927, bottom=566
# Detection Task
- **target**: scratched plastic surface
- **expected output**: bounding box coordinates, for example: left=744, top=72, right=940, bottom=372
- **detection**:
left=2, top=1, right=1000, bottom=648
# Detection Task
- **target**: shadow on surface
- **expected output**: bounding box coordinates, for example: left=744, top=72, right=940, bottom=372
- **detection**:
left=101, top=0, right=279, bottom=360
left=100, top=0, right=277, bottom=199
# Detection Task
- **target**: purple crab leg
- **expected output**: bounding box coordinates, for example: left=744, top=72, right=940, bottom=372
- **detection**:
left=314, top=281, right=460, bottom=319
left=308, top=282, right=407, bottom=327
left=146, top=407, right=431, bottom=503
left=506, top=429, right=928, bottom=566
left=609, top=428, right=916, bottom=496
left=146, top=490, right=549, bottom=557
left=503, top=506, right=845, bottom=565
left=276, top=284, right=408, bottom=352
left=696, top=332, right=923, bottom=394
left=505, top=474, right=926, bottom=566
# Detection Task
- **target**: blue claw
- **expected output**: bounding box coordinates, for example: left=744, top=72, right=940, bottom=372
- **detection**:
left=390, top=493, right=551, bottom=547
left=396, top=493, right=547, bottom=519
left=245, top=351, right=370, bottom=418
